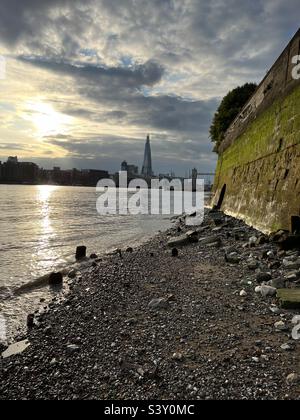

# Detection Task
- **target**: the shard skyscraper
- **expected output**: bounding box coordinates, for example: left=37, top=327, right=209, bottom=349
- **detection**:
left=141, top=135, right=153, bottom=177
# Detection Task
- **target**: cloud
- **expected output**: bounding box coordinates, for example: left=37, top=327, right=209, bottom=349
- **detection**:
left=18, top=56, right=165, bottom=89
left=0, top=0, right=299, bottom=175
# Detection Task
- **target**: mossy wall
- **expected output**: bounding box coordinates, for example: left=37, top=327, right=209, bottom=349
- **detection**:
left=212, top=31, right=300, bottom=233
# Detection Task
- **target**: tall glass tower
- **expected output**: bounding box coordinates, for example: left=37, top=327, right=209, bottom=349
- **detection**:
left=141, top=135, right=153, bottom=177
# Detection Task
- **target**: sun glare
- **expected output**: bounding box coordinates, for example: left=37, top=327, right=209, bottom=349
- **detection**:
left=26, top=101, right=73, bottom=137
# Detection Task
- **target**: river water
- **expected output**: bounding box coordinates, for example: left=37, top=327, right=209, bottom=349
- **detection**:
left=0, top=184, right=173, bottom=342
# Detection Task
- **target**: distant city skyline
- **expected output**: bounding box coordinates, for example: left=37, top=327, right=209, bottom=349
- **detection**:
left=0, top=1, right=299, bottom=176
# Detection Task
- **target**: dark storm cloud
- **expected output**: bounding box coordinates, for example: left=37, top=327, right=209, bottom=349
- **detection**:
left=18, top=56, right=165, bottom=89
left=19, top=54, right=217, bottom=135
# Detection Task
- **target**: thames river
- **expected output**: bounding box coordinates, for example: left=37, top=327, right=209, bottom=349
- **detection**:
left=0, top=184, right=173, bottom=341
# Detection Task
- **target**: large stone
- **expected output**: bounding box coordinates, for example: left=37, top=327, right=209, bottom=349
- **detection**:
left=286, top=373, right=299, bottom=385
left=167, top=235, right=190, bottom=247
left=256, top=272, right=272, bottom=284
left=225, top=252, right=241, bottom=264
left=255, top=285, right=276, bottom=298
left=199, top=235, right=221, bottom=246
left=247, top=259, right=259, bottom=270
left=269, top=278, right=286, bottom=289
left=66, top=344, right=80, bottom=353
left=256, top=235, right=268, bottom=245
left=282, top=258, right=300, bottom=270
left=277, top=289, right=300, bottom=309
left=186, top=230, right=199, bottom=242
left=274, top=321, right=288, bottom=331
left=148, top=298, right=169, bottom=311
left=2, top=340, right=30, bottom=359
left=278, top=235, right=300, bottom=251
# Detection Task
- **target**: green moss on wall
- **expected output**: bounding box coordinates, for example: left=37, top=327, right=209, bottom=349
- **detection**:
left=212, top=84, right=300, bottom=233
left=218, top=85, right=300, bottom=173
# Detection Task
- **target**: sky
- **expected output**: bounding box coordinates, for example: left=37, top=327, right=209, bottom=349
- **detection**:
left=0, top=0, right=299, bottom=176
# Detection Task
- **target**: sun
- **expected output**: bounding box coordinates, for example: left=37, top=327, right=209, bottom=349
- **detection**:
left=26, top=101, right=73, bottom=137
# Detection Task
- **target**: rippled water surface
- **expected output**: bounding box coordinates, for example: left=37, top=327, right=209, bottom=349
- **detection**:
left=0, top=184, right=172, bottom=341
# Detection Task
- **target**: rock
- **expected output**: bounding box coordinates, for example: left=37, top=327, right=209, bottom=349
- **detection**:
left=44, top=326, right=52, bottom=336
left=171, top=248, right=179, bottom=258
left=126, top=248, right=133, bottom=253
left=90, top=253, right=98, bottom=259
left=207, top=239, right=222, bottom=248
left=240, top=290, right=248, bottom=297
left=172, top=352, right=184, bottom=361
left=269, top=305, right=281, bottom=315
left=167, top=294, right=176, bottom=302
left=274, top=321, right=288, bottom=331
left=75, top=246, right=87, bottom=260
left=27, top=314, right=35, bottom=328
left=2, top=340, right=30, bottom=359
left=286, top=373, right=299, bottom=385
left=281, top=343, right=293, bottom=351
left=255, top=285, right=276, bottom=297
left=168, top=235, right=190, bottom=247
left=256, top=272, right=272, bottom=284
left=256, top=235, right=268, bottom=245
left=278, top=250, right=286, bottom=258
left=68, top=270, right=76, bottom=279
left=66, top=344, right=80, bottom=353
left=148, top=298, right=169, bottom=311
left=282, top=258, right=300, bottom=270
left=225, top=252, right=241, bottom=264
left=277, top=289, right=300, bottom=309
left=199, top=236, right=222, bottom=246
left=269, top=278, right=286, bottom=289
left=247, top=259, right=259, bottom=270
left=285, top=272, right=298, bottom=281
left=278, top=235, right=300, bottom=251
left=249, top=236, right=258, bottom=247
left=266, top=251, right=275, bottom=259
left=186, top=230, right=199, bottom=243
left=268, top=260, right=281, bottom=269
left=49, top=272, right=63, bottom=286
left=270, top=230, right=288, bottom=242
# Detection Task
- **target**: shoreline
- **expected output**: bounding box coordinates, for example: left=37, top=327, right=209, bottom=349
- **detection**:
left=1, top=209, right=299, bottom=400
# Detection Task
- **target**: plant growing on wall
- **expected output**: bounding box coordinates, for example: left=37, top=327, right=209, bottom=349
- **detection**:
left=210, top=83, right=257, bottom=151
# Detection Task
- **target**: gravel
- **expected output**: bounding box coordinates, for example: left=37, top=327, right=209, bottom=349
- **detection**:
left=0, top=209, right=299, bottom=400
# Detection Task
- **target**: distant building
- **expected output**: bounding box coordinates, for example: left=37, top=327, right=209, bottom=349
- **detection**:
left=0, top=156, right=39, bottom=184
left=141, top=135, right=153, bottom=177
left=81, top=169, right=109, bottom=186
left=121, top=161, right=139, bottom=175
left=0, top=156, right=109, bottom=187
